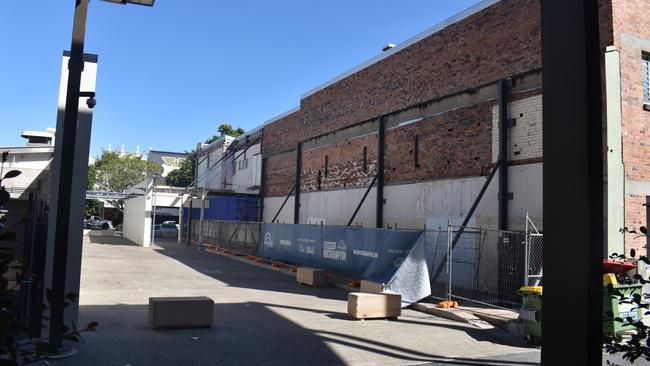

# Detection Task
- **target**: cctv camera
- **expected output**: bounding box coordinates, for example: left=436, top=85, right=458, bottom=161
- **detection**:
left=86, top=97, right=96, bottom=109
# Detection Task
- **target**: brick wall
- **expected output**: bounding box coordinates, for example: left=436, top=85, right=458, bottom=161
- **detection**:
left=301, top=134, right=377, bottom=192
left=299, top=0, right=541, bottom=141
left=261, top=110, right=301, bottom=157
left=261, top=0, right=544, bottom=198
left=612, top=0, right=650, bottom=254
left=384, top=101, right=495, bottom=185
left=264, top=152, right=296, bottom=197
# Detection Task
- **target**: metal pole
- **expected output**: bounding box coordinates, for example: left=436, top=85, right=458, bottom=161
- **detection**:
left=447, top=223, right=452, bottom=301
left=150, top=179, right=156, bottom=247
left=49, top=0, right=88, bottom=349
left=187, top=196, right=193, bottom=246
left=177, top=194, right=184, bottom=243
left=524, top=212, right=530, bottom=286
left=199, top=191, right=205, bottom=246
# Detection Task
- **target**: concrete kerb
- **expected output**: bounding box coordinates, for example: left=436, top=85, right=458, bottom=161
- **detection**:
left=193, top=242, right=525, bottom=335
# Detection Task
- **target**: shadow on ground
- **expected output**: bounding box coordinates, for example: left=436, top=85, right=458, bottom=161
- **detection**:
left=59, top=302, right=539, bottom=366
left=87, top=235, right=138, bottom=246
left=152, top=240, right=347, bottom=302
left=151, top=240, right=534, bottom=349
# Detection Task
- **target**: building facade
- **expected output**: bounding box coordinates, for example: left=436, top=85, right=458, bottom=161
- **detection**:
left=194, top=0, right=649, bottom=257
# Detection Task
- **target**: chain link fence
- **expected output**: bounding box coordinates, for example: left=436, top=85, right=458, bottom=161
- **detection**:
left=181, top=217, right=542, bottom=310
left=187, top=219, right=262, bottom=256
left=425, top=225, right=536, bottom=310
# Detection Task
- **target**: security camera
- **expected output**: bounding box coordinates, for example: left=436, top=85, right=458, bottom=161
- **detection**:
left=86, top=97, right=96, bottom=109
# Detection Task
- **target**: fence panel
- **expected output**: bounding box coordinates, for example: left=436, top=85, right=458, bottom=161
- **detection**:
left=428, top=225, right=529, bottom=310
left=526, top=233, right=543, bottom=286
left=188, top=219, right=262, bottom=256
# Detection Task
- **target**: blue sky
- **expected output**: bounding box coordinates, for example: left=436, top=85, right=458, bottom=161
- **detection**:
left=0, top=0, right=481, bottom=157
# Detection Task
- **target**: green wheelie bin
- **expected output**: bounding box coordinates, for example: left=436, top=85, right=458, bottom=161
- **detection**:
left=518, top=286, right=542, bottom=345
left=603, top=283, right=644, bottom=334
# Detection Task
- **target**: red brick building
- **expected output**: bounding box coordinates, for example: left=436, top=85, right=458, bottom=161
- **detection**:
left=227, top=0, right=648, bottom=256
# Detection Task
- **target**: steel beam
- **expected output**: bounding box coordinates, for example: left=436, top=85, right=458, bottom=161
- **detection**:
left=429, top=158, right=501, bottom=285
left=347, top=174, right=377, bottom=226
left=271, top=184, right=296, bottom=223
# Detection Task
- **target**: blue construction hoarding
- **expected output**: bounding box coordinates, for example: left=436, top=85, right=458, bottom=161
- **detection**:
left=261, top=223, right=423, bottom=285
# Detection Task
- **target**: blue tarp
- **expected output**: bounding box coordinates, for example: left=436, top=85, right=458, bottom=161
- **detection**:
left=261, top=223, right=423, bottom=284
left=183, top=196, right=258, bottom=221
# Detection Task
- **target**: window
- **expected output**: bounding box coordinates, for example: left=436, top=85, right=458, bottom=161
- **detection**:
left=641, top=52, right=650, bottom=105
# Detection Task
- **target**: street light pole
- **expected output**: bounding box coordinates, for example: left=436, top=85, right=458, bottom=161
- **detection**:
left=49, top=0, right=88, bottom=350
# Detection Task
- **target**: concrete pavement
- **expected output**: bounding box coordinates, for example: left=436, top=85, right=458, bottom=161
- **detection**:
left=51, top=235, right=540, bottom=366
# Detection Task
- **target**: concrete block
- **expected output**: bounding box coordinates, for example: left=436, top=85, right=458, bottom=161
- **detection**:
left=360, top=279, right=384, bottom=293
left=148, top=296, right=214, bottom=329
left=347, top=292, right=401, bottom=319
left=296, top=267, right=327, bottom=287
left=101, top=229, right=115, bottom=237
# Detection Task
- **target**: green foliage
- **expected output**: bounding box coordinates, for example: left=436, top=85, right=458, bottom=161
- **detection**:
left=165, top=154, right=194, bottom=187
left=87, top=151, right=163, bottom=209
left=0, top=245, right=97, bottom=364
left=205, top=124, right=245, bottom=144
left=85, top=199, right=102, bottom=217
left=115, top=224, right=123, bottom=232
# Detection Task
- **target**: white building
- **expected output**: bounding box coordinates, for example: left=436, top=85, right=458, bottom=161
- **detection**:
left=1, top=129, right=55, bottom=200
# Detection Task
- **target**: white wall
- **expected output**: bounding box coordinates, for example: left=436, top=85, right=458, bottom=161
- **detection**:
left=229, top=143, right=262, bottom=194
left=263, top=163, right=543, bottom=231
left=300, top=187, right=376, bottom=226
left=123, top=179, right=152, bottom=246
left=0, top=148, right=53, bottom=199
left=263, top=196, right=295, bottom=224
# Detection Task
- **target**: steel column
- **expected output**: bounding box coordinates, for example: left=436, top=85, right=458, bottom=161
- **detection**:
left=376, top=116, right=386, bottom=228
left=498, top=79, right=512, bottom=231
left=293, top=143, right=302, bottom=224
left=541, top=0, right=604, bottom=364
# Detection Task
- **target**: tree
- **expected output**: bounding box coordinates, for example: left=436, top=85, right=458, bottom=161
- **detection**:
left=87, top=151, right=162, bottom=210
left=205, top=124, right=245, bottom=144
left=165, top=154, right=194, bottom=187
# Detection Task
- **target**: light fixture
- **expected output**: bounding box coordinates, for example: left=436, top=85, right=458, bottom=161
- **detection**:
left=101, top=0, right=155, bottom=6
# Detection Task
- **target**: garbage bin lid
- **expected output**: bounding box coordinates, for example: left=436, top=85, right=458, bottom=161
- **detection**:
left=519, top=286, right=542, bottom=294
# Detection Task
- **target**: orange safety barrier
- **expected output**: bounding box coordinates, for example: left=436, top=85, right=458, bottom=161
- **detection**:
left=271, top=263, right=286, bottom=268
